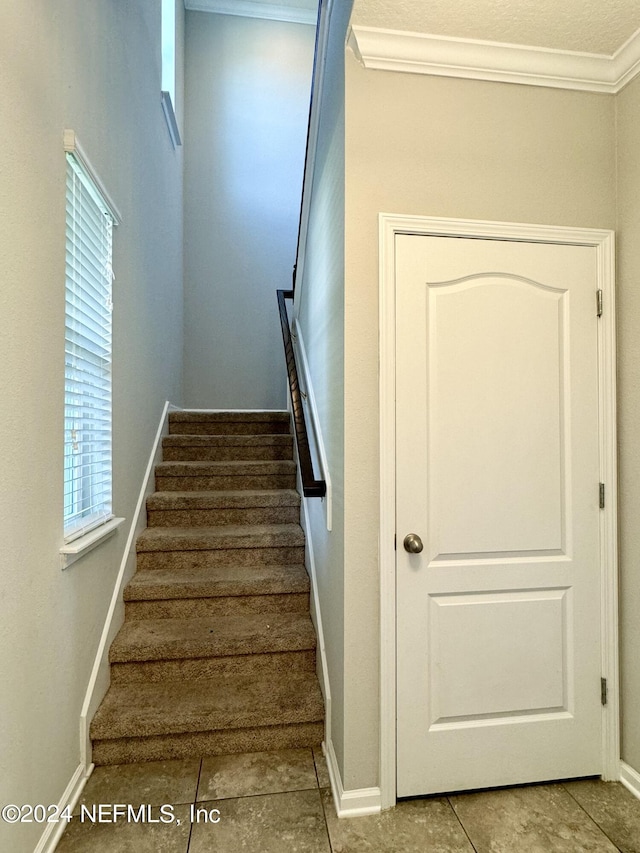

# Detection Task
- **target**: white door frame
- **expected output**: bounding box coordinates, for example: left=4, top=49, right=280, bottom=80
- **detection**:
left=378, top=214, right=619, bottom=809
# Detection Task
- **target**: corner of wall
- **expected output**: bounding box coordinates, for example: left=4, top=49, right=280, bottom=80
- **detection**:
left=324, top=738, right=381, bottom=818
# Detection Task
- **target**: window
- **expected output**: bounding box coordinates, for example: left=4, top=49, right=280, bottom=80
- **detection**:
left=162, top=0, right=176, bottom=106
left=161, top=0, right=181, bottom=147
left=63, top=133, right=120, bottom=545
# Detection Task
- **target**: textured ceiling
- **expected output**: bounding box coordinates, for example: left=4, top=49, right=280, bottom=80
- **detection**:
left=351, top=0, right=640, bottom=55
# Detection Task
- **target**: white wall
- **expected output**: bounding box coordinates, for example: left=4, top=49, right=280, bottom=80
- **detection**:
left=615, top=74, right=640, bottom=775
left=343, top=55, right=616, bottom=790
left=0, top=2, right=184, bottom=850
left=296, top=0, right=353, bottom=785
left=183, top=12, right=315, bottom=409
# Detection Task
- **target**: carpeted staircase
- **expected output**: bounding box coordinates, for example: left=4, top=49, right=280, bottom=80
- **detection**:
left=90, top=410, right=324, bottom=765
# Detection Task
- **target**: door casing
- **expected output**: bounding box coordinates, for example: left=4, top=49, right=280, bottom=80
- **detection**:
left=378, top=214, right=619, bottom=809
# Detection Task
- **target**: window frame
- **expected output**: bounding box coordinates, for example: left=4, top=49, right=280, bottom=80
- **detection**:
left=61, top=130, right=124, bottom=568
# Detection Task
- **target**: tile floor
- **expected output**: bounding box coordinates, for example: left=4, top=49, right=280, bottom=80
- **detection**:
left=54, top=748, right=640, bottom=852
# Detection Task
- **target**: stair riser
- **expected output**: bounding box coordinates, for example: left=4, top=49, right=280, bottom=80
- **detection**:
left=110, top=650, right=317, bottom=685
left=147, top=506, right=300, bottom=527
left=137, top=548, right=305, bottom=571
left=162, top=445, right=293, bottom=462
left=169, top=422, right=291, bottom=436
left=125, top=592, right=309, bottom=620
left=91, top=721, right=324, bottom=766
left=156, top=475, right=296, bottom=491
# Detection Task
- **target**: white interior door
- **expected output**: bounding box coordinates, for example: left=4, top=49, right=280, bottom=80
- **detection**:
left=396, top=233, right=603, bottom=797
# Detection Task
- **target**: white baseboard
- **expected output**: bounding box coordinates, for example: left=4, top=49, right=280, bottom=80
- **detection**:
left=324, top=739, right=381, bottom=818
left=620, top=760, right=640, bottom=801
left=79, top=401, right=176, bottom=767
left=34, top=763, right=94, bottom=853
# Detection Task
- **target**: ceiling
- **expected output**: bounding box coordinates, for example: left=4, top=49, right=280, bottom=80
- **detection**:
left=350, top=0, right=640, bottom=57
left=184, top=0, right=640, bottom=89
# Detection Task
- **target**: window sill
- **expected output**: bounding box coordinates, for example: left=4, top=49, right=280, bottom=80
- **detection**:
left=60, top=517, right=125, bottom=570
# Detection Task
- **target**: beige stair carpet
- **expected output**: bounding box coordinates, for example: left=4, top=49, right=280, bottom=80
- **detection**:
left=90, top=411, right=324, bottom=765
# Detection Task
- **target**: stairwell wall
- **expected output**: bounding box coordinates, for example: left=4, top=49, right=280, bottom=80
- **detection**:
left=295, top=3, right=350, bottom=788
left=0, top=2, right=184, bottom=850
left=183, top=11, right=315, bottom=409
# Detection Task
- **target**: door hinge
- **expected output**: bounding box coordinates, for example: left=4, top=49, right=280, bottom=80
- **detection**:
left=597, top=289, right=603, bottom=317
left=601, top=677, right=608, bottom=706
left=599, top=483, right=605, bottom=509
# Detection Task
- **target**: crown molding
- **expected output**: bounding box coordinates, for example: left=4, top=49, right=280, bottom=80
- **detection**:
left=184, top=0, right=316, bottom=25
left=348, top=25, right=640, bottom=94
left=613, top=27, right=640, bottom=91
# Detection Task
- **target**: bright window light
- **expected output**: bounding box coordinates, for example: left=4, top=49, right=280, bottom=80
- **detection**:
left=162, top=0, right=176, bottom=105
left=161, top=0, right=181, bottom=147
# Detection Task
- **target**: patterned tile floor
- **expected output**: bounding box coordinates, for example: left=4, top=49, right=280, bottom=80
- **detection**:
left=54, top=748, right=640, bottom=852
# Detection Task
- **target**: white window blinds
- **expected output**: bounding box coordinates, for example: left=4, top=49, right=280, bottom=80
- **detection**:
left=64, top=152, right=115, bottom=542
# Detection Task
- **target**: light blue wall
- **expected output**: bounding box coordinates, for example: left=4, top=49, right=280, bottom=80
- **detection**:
left=0, top=1, right=184, bottom=850
left=184, top=12, right=315, bottom=408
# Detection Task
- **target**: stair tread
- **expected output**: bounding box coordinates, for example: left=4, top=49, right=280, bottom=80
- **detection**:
left=169, top=411, right=290, bottom=423
left=110, top=611, right=316, bottom=662
left=156, top=460, right=296, bottom=475
left=163, top=434, right=292, bottom=446
left=168, top=411, right=291, bottom=438
left=147, top=490, right=300, bottom=510
left=90, top=672, right=324, bottom=740
left=137, top=524, right=305, bottom=552
left=125, top=564, right=309, bottom=600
